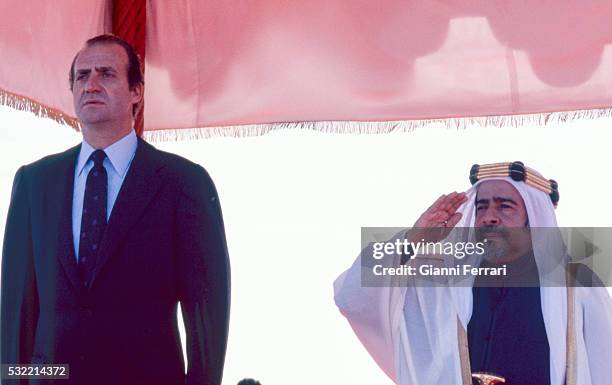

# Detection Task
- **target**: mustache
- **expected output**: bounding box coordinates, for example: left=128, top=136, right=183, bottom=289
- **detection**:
left=476, top=226, right=509, bottom=238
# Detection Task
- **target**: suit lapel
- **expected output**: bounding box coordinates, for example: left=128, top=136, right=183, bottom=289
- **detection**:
left=53, top=145, right=83, bottom=292
left=90, top=138, right=164, bottom=286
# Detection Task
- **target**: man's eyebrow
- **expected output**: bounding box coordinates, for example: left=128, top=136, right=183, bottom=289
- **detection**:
left=492, top=197, right=518, bottom=205
left=75, top=66, right=116, bottom=73
left=95, top=66, right=117, bottom=72
left=475, top=197, right=518, bottom=205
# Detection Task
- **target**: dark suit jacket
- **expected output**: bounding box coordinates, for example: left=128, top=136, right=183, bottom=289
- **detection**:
left=1, top=138, right=231, bottom=385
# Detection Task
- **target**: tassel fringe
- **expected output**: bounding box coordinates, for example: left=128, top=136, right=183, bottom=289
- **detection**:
left=0, top=88, right=80, bottom=130
left=1, top=87, right=609, bottom=142
left=143, top=107, right=612, bottom=142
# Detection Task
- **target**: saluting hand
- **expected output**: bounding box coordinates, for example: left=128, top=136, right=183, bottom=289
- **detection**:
left=406, top=191, right=468, bottom=243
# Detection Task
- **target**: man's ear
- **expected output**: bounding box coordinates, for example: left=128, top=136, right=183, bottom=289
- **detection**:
left=130, top=83, right=144, bottom=117
left=130, top=83, right=143, bottom=105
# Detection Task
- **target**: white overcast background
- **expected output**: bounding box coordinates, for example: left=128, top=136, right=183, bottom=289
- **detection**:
left=0, top=105, right=611, bottom=385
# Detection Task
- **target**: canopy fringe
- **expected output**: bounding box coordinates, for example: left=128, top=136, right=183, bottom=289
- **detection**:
left=1, top=89, right=609, bottom=141
left=143, top=107, right=612, bottom=142
left=0, top=88, right=80, bottom=130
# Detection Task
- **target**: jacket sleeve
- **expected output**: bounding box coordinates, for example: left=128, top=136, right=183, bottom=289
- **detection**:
left=1, top=166, right=39, bottom=375
left=177, top=165, right=230, bottom=385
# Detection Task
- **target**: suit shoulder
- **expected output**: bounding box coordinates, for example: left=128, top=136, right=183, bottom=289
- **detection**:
left=18, top=144, right=80, bottom=176
left=153, top=148, right=210, bottom=177
left=147, top=144, right=216, bottom=189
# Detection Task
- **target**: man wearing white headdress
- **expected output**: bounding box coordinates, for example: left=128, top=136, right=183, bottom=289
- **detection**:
left=334, top=162, right=612, bottom=385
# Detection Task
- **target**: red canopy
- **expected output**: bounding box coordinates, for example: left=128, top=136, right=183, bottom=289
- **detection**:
left=1, top=1, right=611, bottom=138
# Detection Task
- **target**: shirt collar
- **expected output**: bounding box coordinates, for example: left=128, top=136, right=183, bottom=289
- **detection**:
left=76, top=130, right=138, bottom=177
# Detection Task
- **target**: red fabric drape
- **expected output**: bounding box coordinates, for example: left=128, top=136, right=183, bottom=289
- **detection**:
left=112, top=0, right=146, bottom=136
left=1, top=2, right=612, bottom=138
left=144, top=1, right=612, bottom=138
left=0, top=1, right=107, bottom=128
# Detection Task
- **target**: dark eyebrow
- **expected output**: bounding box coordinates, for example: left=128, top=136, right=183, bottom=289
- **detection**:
left=95, top=66, right=116, bottom=72
left=475, top=197, right=518, bottom=206
left=75, top=66, right=116, bottom=74
left=493, top=197, right=518, bottom=205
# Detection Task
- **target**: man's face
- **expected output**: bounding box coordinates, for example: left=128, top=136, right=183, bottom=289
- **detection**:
left=475, top=180, right=531, bottom=262
left=71, top=43, right=140, bottom=128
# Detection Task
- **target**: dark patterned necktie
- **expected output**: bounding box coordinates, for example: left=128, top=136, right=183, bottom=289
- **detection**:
left=78, top=149, right=108, bottom=288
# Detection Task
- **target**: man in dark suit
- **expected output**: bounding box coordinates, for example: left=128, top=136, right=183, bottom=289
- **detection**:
left=1, top=34, right=231, bottom=385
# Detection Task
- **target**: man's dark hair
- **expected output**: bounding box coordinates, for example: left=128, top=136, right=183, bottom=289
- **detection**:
left=69, top=34, right=144, bottom=116
left=237, top=379, right=261, bottom=385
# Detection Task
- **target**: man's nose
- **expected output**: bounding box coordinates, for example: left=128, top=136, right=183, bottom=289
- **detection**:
left=84, top=73, right=101, bottom=92
left=480, top=207, right=500, bottom=226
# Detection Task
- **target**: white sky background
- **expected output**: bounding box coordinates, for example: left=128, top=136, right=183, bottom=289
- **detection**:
left=0, top=105, right=611, bottom=385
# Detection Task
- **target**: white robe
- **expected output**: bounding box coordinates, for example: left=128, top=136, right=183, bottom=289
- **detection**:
left=334, top=178, right=612, bottom=385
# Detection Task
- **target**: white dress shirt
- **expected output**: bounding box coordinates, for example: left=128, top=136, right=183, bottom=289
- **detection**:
left=72, top=130, right=138, bottom=260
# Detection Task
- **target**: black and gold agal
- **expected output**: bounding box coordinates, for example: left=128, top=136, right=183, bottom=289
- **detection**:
left=469, top=161, right=559, bottom=208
